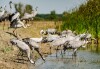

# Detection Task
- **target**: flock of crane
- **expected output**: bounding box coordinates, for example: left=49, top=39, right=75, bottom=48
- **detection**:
left=0, top=1, right=37, bottom=33
left=0, top=1, right=94, bottom=64
left=8, top=28, right=93, bottom=64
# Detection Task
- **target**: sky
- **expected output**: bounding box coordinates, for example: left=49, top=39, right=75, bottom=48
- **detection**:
left=0, top=0, right=87, bottom=14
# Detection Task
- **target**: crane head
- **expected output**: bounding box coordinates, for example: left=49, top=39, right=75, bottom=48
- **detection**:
left=10, top=38, right=17, bottom=45
left=9, top=1, right=13, bottom=9
left=0, top=6, right=2, bottom=9
left=22, top=38, right=30, bottom=44
left=9, top=1, right=12, bottom=4
left=36, top=6, right=38, bottom=8
left=35, top=6, right=38, bottom=11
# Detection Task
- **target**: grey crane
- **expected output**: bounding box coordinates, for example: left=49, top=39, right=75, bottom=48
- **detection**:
left=0, top=5, right=6, bottom=19
left=7, top=1, right=25, bottom=33
left=8, top=17, right=27, bottom=35
left=61, top=29, right=76, bottom=37
left=8, top=1, right=27, bottom=35
left=0, top=5, right=6, bottom=23
left=63, top=39, right=88, bottom=56
left=40, top=28, right=58, bottom=35
left=50, top=34, right=82, bottom=57
left=21, top=6, right=38, bottom=23
left=8, top=1, right=20, bottom=22
left=22, top=38, right=45, bottom=61
left=0, top=5, right=8, bottom=30
left=10, top=38, right=35, bottom=64
left=50, top=37, right=69, bottom=57
left=46, top=28, right=57, bottom=35
left=29, top=36, right=43, bottom=43
left=45, top=34, right=60, bottom=42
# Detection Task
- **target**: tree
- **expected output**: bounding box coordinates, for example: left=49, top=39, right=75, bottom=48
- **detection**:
left=25, top=5, right=33, bottom=14
left=49, top=10, right=57, bottom=21
left=14, top=2, right=24, bottom=17
left=14, top=3, right=33, bottom=17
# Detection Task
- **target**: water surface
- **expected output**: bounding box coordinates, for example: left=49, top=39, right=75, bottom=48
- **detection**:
left=29, top=49, right=100, bottom=69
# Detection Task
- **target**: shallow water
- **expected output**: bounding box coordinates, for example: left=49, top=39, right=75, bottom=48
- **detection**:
left=29, top=49, right=100, bottom=69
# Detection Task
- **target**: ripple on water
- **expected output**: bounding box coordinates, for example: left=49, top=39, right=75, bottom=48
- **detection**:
left=29, top=51, right=100, bottom=69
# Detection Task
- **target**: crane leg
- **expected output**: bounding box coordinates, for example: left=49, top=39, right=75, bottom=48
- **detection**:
left=63, top=46, right=67, bottom=54
left=3, top=21, right=6, bottom=30
left=13, top=29, right=16, bottom=35
left=49, top=47, right=52, bottom=54
left=35, top=48, right=45, bottom=62
left=26, top=49, right=35, bottom=64
left=56, top=46, right=59, bottom=57
left=72, top=48, right=77, bottom=56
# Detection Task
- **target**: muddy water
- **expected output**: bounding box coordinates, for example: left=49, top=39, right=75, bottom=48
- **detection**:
left=29, top=49, right=100, bottom=69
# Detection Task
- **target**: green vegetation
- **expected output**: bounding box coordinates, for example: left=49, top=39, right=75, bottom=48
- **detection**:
left=25, top=4, right=33, bottom=14
left=1, top=46, right=13, bottom=54
left=14, top=3, right=24, bottom=17
left=61, top=0, right=100, bottom=39
left=35, top=13, right=62, bottom=21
